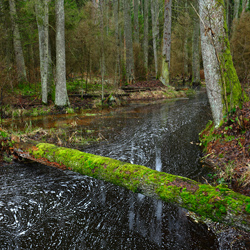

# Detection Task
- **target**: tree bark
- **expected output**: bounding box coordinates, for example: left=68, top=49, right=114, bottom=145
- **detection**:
left=14, top=142, right=250, bottom=233
left=192, top=0, right=200, bottom=86
left=133, top=0, right=139, bottom=44
left=143, top=0, right=149, bottom=75
left=161, top=0, right=172, bottom=86
left=242, top=0, right=249, bottom=13
left=55, top=0, right=69, bottom=107
left=183, top=1, right=189, bottom=78
left=199, top=0, right=246, bottom=127
left=151, top=0, right=158, bottom=78
left=124, top=0, right=135, bottom=84
left=233, top=0, right=240, bottom=19
left=113, top=0, right=120, bottom=86
left=99, top=0, right=105, bottom=101
left=35, top=0, right=50, bottom=104
left=8, top=0, right=27, bottom=82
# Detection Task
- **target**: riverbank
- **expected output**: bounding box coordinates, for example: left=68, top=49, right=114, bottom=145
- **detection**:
left=0, top=80, right=190, bottom=119
left=0, top=81, right=194, bottom=162
left=200, top=101, right=250, bottom=196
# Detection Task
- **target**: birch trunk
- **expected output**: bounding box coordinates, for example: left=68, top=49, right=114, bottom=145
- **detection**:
left=35, top=0, right=49, bottom=104
left=55, top=0, right=69, bottom=107
left=199, top=0, right=246, bottom=127
left=124, top=0, right=135, bottom=84
left=133, top=0, right=139, bottom=44
left=161, top=0, right=172, bottom=86
left=8, top=0, right=27, bottom=82
left=144, top=0, right=149, bottom=75
left=151, top=0, right=158, bottom=78
left=192, top=0, right=200, bottom=86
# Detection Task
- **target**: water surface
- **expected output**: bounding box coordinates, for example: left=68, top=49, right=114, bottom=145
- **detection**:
left=1, top=92, right=223, bottom=249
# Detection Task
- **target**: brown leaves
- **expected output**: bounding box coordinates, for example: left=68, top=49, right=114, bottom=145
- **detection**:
left=203, top=102, right=250, bottom=193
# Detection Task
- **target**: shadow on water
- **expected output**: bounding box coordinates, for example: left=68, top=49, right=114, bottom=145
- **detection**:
left=0, top=91, right=233, bottom=249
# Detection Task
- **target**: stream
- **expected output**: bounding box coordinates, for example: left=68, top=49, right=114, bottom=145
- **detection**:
left=0, top=91, right=245, bottom=249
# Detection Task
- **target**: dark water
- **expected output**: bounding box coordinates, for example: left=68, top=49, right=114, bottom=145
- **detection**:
left=0, top=92, right=226, bottom=249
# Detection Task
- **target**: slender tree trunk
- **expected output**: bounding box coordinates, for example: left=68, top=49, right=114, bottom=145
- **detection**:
left=155, top=0, right=160, bottom=44
left=55, top=0, right=69, bottom=107
left=151, top=0, right=158, bottom=78
left=233, top=0, right=240, bottom=19
left=242, top=0, right=249, bottom=13
left=35, top=0, right=50, bottom=104
left=199, top=0, right=246, bottom=127
left=124, top=0, right=135, bottom=84
left=192, top=0, right=200, bottom=86
left=47, top=40, right=53, bottom=98
left=99, top=0, right=105, bottom=101
left=225, top=0, right=233, bottom=36
left=133, top=0, right=139, bottom=44
left=15, top=142, right=250, bottom=233
left=183, top=38, right=188, bottom=77
left=144, top=0, right=149, bottom=75
left=114, top=0, right=120, bottom=87
left=161, top=0, right=172, bottom=86
left=8, top=0, right=27, bottom=82
left=183, top=1, right=189, bottom=78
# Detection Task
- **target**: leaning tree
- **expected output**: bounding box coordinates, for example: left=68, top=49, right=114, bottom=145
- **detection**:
left=199, top=0, right=248, bottom=127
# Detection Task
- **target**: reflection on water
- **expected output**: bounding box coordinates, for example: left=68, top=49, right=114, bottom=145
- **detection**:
left=0, top=92, right=221, bottom=249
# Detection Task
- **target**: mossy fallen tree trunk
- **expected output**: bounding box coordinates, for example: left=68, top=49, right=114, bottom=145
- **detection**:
left=14, top=142, right=250, bottom=232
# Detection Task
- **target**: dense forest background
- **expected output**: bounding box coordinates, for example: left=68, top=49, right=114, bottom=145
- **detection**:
left=0, top=0, right=249, bottom=105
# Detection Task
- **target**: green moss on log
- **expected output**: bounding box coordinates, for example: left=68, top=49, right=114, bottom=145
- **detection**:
left=23, top=143, right=250, bottom=232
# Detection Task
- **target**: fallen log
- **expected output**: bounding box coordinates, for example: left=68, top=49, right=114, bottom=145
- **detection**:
left=14, top=142, right=250, bottom=232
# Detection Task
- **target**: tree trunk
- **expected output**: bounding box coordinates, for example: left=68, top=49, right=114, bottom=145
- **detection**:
left=151, top=0, right=158, bottom=78
left=183, top=1, right=189, bottom=78
left=8, top=0, right=27, bottom=82
left=200, top=0, right=246, bottom=127
left=225, top=0, right=233, bottom=37
left=35, top=0, right=50, bottom=104
left=192, top=0, right=200, bottom=86
left=14, top=142, right=250, bottom=233
left=233, top=0, right=240, bottom=19
left=144, top=0, right=149, bottom=75
left=114, top=0, right=120, bottom=87
left=99, top=0, right=105, bottom=101
left=242, top=0, right=249, bottom=13
left=155, top=0, right=160, bottom=44
left=161, top=0, right=172, bottom=86
left=124, top=0, right=135, bottom=84
left=55, top=0, right=69, bottom=107
left=133, top=0, right=139, bottom=44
